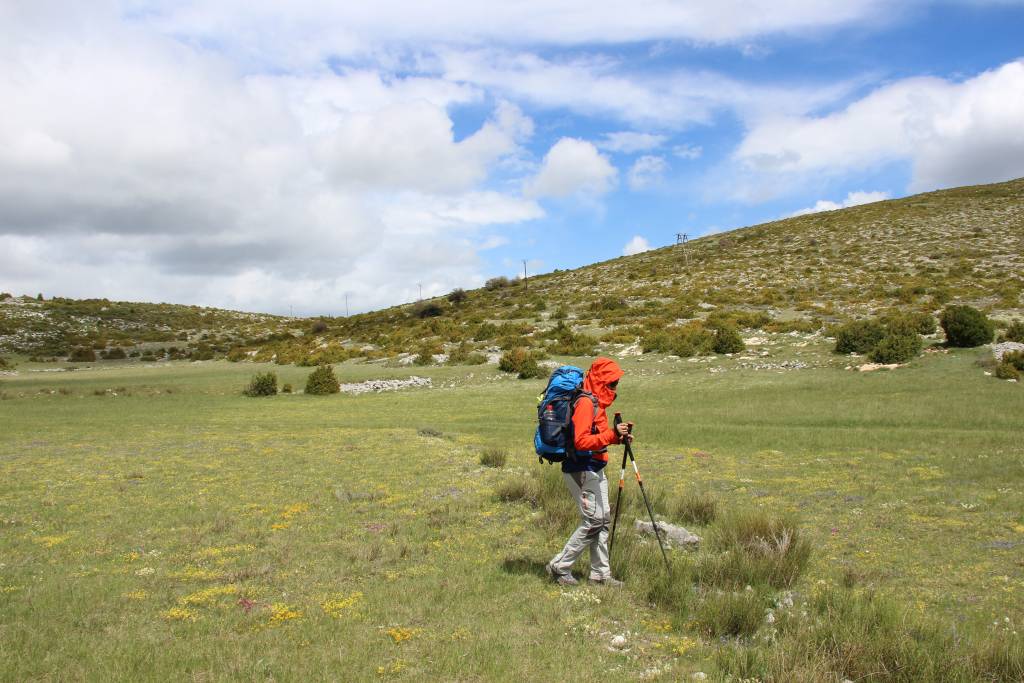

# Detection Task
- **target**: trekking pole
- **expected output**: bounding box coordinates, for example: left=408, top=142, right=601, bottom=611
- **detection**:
left=622, top=419, right=671, bottom=570
left=608, top=413, right=629, bottom=558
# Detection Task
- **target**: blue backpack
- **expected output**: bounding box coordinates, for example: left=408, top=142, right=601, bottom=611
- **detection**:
left=534, top=366, right=598, bottom=464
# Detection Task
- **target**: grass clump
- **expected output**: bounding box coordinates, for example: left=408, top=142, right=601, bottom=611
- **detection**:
left=673, top=490, right=717, bottom=525
left=694, top=589, right=767, bottom=638
left=495, top=476, right=539, bottom=505
left=479, top=447, right=508, bottom=468
left=694, top=511, right=811, bottom=589
left=718, top=587, right=1024, bottom=682
left=304, top=365, right=340, bottom=395
left=243, top=371, right=278, bottom=397
left=642, top=322, right=715, bottom=357
left=498, top=347, right=546, bottom=379
left=941, top=304, right=994, bottom=347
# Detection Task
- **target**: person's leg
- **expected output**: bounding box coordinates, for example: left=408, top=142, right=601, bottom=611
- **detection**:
left=549, top=471, right=603, bottom=577
left=587, top=469, right=613, bottom=580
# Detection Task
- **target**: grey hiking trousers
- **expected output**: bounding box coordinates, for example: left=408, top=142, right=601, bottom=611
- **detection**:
left=548, top=469, right=611, bottom=580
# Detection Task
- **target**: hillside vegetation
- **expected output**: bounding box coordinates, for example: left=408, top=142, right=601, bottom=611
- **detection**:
left=2, top=177, right=1022, bottom=366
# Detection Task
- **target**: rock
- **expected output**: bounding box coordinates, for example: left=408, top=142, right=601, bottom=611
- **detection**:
left=857, top=363, right=900, bottom=372
left=337, top=376, right=431, bottom=395
left=691, top=673, right=707, bottom=681
left=610, top=634, right=627, bottom=649
left=634, top=519, right=699, bottom=547
left=993, top=342, right=1024, bottom=361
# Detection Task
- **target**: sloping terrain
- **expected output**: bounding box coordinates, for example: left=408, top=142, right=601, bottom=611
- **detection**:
left=2, top=177, right=1022, bottom=364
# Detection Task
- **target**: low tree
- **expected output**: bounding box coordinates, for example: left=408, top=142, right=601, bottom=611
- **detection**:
left=940, top=305, right=993, bottom=347
left=305, top=364, right=340, bottom=395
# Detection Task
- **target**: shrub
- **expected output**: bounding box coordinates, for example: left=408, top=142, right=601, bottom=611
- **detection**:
left=548, top=323, right=597, bottom=356
left=413, top=343, right=439, bottom=366
left=281, top=383, right=293, bottom=393
left=712, top=325, right=745, bottom=354
left=498, top=348, right=546, bottom=379
left=484, top=276, right=510, bottom=290
left=310, top=320, right=328, bottom=334
left=994, top=362, right=1020, bottom=381
left=0, top=292, right=11, bottom=301
left=226, top=347, right=249, bottom=362
left=673, top=491, right=717, bottom=526
left=0, top=357, right=13, bottom=370
left=447, top=342, right=487, bottom=366
left=940, top=305, right=993, bottom=347
left=243, top=372, right=278, bottom=397
left=1003, top=350, right=1024, bottom=371
left=834, top=319, right=885, bottom=354
left=479, top=448, right=508, bottom=468
left=68, top=347, right=96, bottom=362
left=999, top=320, right=1024, bottom=343
left=446, top=288, right=467, bottom=305
left=305, top=365, right=340, bottom=395
left=412, top=301, right=445, bottom=319
left=869, top=318, right=923, bottom=363
left=642, top=322, right=715, bottom=357
left=101, top=347, right=127, bottom=360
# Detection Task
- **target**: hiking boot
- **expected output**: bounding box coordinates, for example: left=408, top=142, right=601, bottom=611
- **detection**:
left=546, top=563, right=578, bottom=586
left=589, top=575, right=624, bottom=587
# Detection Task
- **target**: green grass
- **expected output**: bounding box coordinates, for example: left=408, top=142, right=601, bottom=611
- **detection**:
left=2, top=349, right=1023, bottom=680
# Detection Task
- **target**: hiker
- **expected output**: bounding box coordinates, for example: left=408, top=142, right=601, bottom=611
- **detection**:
left=546, top=357, right=631, bottom=586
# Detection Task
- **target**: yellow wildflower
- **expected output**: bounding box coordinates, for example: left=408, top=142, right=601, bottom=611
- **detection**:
left=321, top=591, right=363, bottom=617
left=271, top=522, right=290, bottom=530
left=123, top=590, right=148, bottom=600
left=179, top=585, right=238, bottom=606
left=162, top=607, right=198, bottom=621
left=280, top=503, right=308, bottom=520
left=385, top=626, right=420, bottom=644
left=267, top=603, right=302, bottom=626
left=376, top=660, right=406, bottom=676
left=125, top=551, right=141, bottom=562
left=34, top=535, right=69, bottom=548
left=670, top=636, right=699, bottom=656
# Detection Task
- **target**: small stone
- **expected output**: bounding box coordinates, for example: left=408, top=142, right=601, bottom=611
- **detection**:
left=633, top=519, right=699, bottom=547
left=610, top=634, right=627, bottom=649
left=691, top=673, right=707, bottom=681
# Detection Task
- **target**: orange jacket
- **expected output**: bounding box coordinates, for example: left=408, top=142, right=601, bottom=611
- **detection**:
left=571, top=357, right=624, bottom=467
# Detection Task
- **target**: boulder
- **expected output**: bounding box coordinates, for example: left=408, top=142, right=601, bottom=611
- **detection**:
left=633, top=519, right=700, bottom=547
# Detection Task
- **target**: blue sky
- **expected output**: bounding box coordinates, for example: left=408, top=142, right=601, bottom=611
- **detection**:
left=2, top=1, right=1023, bottom=314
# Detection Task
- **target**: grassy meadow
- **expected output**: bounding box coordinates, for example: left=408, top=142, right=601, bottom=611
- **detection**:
left=2, top=346, right=1023, bottom=681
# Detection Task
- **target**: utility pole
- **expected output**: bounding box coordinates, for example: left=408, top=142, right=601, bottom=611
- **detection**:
left=523, top=260, right=528, bottom=293
left=676, top=232, right=689, bottom=267
left=344, top=293, right=349, bottom=317
left=418, top=283, right=422, bottom=301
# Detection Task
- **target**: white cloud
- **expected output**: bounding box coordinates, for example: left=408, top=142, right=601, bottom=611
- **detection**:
left=130, top=0, right=899, bottom=62
left=735, top=60, right=1024, bottom=194
left=673, top=143, right=703, bottom=160
left=598, top=131, right=667, bottom=153
left=627, top=155, right=669, bottom=190
left=623, top=235, right=652, bottom=256
left=438, top=48, right=861, bottom=128
left=789, top=190, right=891, bottom=216
left=0, top=8, right=541, bottom=315
left=526, top=138, right=618, bottom=198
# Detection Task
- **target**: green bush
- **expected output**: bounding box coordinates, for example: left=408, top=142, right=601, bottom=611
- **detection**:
left=940, top=305, right=993, bottom=347
left=305, top=365, right=340, bottom=395
left=447, top=342, right=487, bottom=366
left=641, top=322, right=715, bottom=357
left=834, top=319, right=885, bottom=354
left=446, top=288, right=468, bottom=304
left=0, top=356, right=13, bottom=370
left=498, top=348, right=546, bottom=379
left=412, top=301, right=445, bottom=319
left=869, top=319, right=923, bottom=363
left=68, top=347, right=97, bottom=362
left=101, top=347, right=127, bottom=360
left=999, top=320, right=1024, bottom=343
left=712, top=325, right=745, bottom=354
left=484, top=276, right=510, bottom=290
left=1002, top=350, right=1024, bottom=371
left=994, top=362, right=1020, bottom=381
left=547, top=322, right=596, bottom=356
left=243, top=371, right=278, bottom=397
left=281, top=383, right=293, bottom=393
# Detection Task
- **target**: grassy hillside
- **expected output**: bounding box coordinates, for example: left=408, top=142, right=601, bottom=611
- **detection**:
left=2, top=177, right=1022, bottom=366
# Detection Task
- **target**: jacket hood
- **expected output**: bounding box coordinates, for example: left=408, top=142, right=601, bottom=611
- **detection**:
left=583, top=357, right=624, bottom=408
